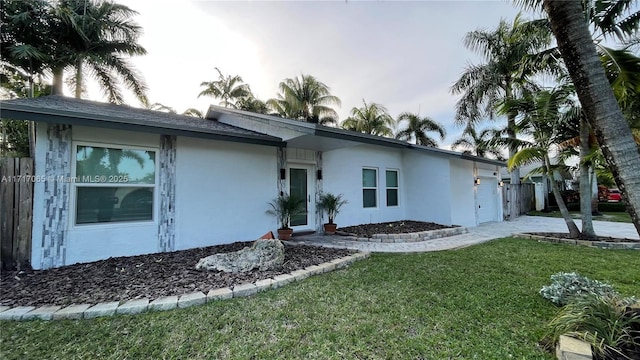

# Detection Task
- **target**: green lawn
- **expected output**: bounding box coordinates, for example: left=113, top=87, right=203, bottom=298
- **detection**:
left=2, top=238, right=638, bottom=360
left=528, top=210, right=632, bottom=223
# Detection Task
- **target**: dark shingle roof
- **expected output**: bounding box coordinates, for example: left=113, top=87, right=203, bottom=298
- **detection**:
left=0, top=96, right=283, bottom=147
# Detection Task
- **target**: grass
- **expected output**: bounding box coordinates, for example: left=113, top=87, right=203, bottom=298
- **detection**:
left=528, top=210, right=632, bottom=223
left=1, top=238, right=639, bottom=359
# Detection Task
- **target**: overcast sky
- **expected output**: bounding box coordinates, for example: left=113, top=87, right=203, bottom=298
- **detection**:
left=109, top=0, right=538, bottom=148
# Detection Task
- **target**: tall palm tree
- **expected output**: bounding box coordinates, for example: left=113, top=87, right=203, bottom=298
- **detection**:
left=341, top=100, right=395, bottom=137
left=522, top=0, right=640, bottom=235
left=50, top=0, right=148, bottom=104
left=235, top=94, right=270, bottom=114
left=504, top=88, right=582, bottom=238
left=267, top=74, right=341, bottom=125
left=451, top=125, right=505, bottom=160
left=518, top=0, right=640, bottom=238
left=1, top=0, right=52, bottom=98
left=450, top=13, right=553, bottom=184
left=395, top=112, right=446, bottom=147
left=198, top=67, right=251, bottom=108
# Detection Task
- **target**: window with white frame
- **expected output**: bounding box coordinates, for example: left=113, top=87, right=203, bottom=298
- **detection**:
left=73, top=144, right=156, bottom=225
left=362, top=168, right=377, bottom=208
left=386, top=169, right=399, bottom=207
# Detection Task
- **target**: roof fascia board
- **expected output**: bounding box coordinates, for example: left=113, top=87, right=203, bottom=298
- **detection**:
left=314, top=128, right=410, bottom=149
left=1, top=106, right=285, bottom=148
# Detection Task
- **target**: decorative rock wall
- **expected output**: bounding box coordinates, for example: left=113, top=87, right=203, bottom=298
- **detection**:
left=158, top=135, right=176, bottom=252
left=40, top=124, right=72, bottom=269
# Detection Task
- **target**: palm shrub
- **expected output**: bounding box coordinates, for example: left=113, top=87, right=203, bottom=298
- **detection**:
left=317, top=193, right=348, bottom=225
left=266, top=193, right=306, bottom=230
left=547, top=295, right=640, bottom=359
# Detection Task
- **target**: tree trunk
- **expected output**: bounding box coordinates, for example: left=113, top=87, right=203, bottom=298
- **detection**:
left=543, top=0, right=640, bottom=236
left=27, top=75, right=35, bottom=159
left=52, top=66, right=64, bottom=96
left=505, top=84, right=520, bottom=185
left=546, top=155, right=582, bottom=238
left=579, top=117, right=596, bottom=239
left=75, top=59, right=83, bottom=99
left=590, top=166, right=599, bottom=215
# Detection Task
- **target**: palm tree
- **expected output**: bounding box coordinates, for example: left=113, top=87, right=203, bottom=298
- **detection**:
left=450, top=13, right=553, bottom=184
left=451, top=125, right=506, bottom=160
left=517, top=0, right=640, bottom=238
left=50, top=0, right=148, bottom=104
left=395, top=112, right=446, bottom=147
left=341, top=100, right=395, bottom=137
left=504, top=88, right=582, bottom=238
left=235, top=94, right=270, bottom=114
left=198, top=67, right=251, bottom=108
left=1, top=0, right=52, bottom=98
left=182, top=108, right=203, bottom=118
left=267, top=74, right=341, bottom=125
left=531, top=0, right=640, bottom=235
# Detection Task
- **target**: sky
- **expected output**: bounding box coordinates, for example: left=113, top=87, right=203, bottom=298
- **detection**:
left=90, top=0, right=540, bottom=148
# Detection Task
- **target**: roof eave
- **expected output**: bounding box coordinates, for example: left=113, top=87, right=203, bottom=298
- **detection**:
left=0, top=106, right=285, bottom=148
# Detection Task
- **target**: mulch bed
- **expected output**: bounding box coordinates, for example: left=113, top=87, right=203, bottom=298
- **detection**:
left=0, top=242, right=354, bottom=307
left=525, top=232, right=640, bottom=243
left=339, top=220, right=455, bottom=238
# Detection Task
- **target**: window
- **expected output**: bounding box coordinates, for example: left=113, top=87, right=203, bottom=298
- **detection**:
left=386, top=169, right=399, bottom=207
left=362, top=168, right=377, bottom=208
left=73, top=144, right=156, bottom=225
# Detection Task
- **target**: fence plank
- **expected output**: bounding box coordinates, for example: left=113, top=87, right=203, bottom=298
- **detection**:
left=1, top=158, right=16, bottom=269
left=17, top=158, right=33, bottom=269
left=502, top=183, right=535, bottom=221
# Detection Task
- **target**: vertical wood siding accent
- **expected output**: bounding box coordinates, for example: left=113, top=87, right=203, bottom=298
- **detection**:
left=158, top=135, right=176, bottom=252
left=41, top=124, right=71, bottom=269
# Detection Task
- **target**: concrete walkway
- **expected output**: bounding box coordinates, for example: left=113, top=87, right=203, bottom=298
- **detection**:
left=290, top=216, right=639, bottom=253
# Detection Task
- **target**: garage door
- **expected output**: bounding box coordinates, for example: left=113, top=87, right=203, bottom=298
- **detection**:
left=477, top=178, right=498, bottom=223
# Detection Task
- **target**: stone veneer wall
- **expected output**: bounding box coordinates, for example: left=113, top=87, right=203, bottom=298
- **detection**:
left=40, top=124, right=72, bottom=269
left=315, top=151, right=323, bottom=232
left=158, top=135, right=176, bottom=252
left=277, top=147, right=286, bottom=195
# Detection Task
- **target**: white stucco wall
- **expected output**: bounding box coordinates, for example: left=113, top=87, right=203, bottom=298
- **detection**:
left=322, top=145, right=405, bottom=226
left=402, top=151, right=453, bottom=225
left=174, top=137, right=278, bottom=249
left=449, top=159, right=477, bottom=227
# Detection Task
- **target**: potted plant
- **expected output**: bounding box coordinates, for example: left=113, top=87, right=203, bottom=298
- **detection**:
left=317, top=192, right=348, bottom=234
left=266, top=193, right=306, bottom=240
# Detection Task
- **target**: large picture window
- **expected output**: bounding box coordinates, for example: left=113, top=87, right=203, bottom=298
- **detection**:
left=74, top=144, right=156, bottom=225
left=386, top=169, right=399, bottom=207
left=362, top=168, right=377, bottom=208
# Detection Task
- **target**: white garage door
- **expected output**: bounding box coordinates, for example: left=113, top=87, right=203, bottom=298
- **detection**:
left=477, top=178, right=498, bottom=223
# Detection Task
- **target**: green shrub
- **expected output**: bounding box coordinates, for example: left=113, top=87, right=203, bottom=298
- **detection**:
left=547, top=295, right=640, bottom=359
left=540, top=272, right=619, bottom=306
left=597, top=202, right=627, bottom=212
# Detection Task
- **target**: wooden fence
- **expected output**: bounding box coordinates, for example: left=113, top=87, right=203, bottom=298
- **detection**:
left=0, top=157, right=33, bottom=270
left=502, top=183, right=535, bottom=221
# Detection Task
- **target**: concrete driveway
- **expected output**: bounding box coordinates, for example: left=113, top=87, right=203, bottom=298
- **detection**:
left=292, top=216, right=639, bottom=253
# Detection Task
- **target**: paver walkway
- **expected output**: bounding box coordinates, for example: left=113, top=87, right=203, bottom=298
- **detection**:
left=291, top=216, right=639, bottom=253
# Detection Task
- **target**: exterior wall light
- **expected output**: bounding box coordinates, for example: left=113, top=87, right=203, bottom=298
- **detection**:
left=499, top=181, right=504, bottom=187
left=474, top=177, right=480, bottom=185
left=280, top=168, right=286, bottom=180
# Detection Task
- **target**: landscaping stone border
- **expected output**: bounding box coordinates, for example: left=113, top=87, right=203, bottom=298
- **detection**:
left=516, top=233, right=640, bottom=250
left=337, top=226, right=468, bottom=243
left=556, top=335, right=592, bottom=360
left=0, top=252, right=370, bottom=322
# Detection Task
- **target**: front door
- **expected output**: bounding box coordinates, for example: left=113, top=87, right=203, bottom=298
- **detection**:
left=287, top=165, right=315, bottom=232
